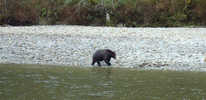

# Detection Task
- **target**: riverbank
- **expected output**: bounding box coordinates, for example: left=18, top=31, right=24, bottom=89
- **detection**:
left=0, top=25, right=206, bottom=71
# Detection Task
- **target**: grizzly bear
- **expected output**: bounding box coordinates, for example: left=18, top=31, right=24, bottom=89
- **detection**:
left=91, top=49, right=116, bottom=66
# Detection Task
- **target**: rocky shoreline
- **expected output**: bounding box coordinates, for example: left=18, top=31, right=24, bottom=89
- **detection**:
left=0, top=25, right=206, bottom=71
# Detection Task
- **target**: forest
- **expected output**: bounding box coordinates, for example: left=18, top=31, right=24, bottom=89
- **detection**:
left=1, top=0, right=206, bottom=27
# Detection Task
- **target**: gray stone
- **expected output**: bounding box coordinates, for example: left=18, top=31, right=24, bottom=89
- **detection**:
left=0, top=25, right=206, bottom=71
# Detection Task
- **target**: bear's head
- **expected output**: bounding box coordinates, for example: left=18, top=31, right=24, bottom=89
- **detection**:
left=106, top=49, right=116, bottom=59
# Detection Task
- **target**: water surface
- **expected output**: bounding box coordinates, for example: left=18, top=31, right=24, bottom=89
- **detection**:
left=0, top=64, right=206, bottom=100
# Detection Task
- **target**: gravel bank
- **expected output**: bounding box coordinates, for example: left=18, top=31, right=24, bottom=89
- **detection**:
left=0, top=25, right=206, bottom=71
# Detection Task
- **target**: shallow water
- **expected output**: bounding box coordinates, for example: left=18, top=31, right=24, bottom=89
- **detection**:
left=0, top=64, right=206, bottom=100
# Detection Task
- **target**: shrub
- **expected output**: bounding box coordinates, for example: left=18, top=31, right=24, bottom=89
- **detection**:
left=1, top=0, right=206, bottom=27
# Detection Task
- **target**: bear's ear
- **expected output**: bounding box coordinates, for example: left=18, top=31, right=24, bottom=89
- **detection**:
left=106, top=49, right=114, bottom=53
left=106, top=49, right=116, bottom=57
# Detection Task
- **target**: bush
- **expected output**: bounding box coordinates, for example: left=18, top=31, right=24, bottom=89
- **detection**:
left=1, top=0, right=206, bottom=27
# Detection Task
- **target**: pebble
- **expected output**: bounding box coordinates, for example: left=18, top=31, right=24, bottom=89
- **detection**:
left=0, top=25, right=206, bottom=71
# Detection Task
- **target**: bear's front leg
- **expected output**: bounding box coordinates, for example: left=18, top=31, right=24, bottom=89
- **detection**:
left=97, top=61, right=101, bottom=66
left=104, top=59, right=111, bottom=66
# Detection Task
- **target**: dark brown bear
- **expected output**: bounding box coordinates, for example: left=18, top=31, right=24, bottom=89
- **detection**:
left=91, top=49, right=116, bottom=66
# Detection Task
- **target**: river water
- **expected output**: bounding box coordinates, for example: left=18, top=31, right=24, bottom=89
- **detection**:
left=0, top=64, right=206, bottom=100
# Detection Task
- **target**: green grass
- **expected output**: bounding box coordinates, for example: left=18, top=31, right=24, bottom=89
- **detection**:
left=0, top=64, right=206, bottom=100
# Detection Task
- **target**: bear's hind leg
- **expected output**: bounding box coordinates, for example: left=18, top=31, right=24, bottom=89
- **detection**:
left=91, top=60, right=96, bottom=66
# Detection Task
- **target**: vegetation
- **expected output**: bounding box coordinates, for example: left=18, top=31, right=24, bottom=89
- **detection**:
left=1, top=0, right=206, bottom=27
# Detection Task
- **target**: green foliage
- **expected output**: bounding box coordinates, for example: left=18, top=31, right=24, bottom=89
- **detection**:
left=65, top=0, right=81, bottom=5
left=1, top=0, right=206, bottom=27
left=88, top=0, right=98, bottom=5
left=41, top=8, right=47, bottom=17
